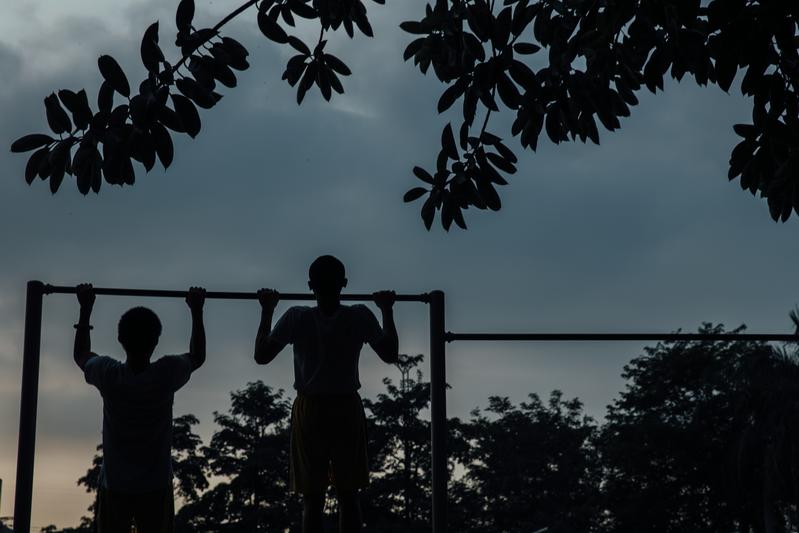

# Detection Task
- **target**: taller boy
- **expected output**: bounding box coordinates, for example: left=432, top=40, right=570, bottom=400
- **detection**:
left=254, top=255, right=399, bottom=533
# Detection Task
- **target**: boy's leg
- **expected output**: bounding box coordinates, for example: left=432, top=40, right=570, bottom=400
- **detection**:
left=337, top=489, right=362, bottom=533
left=330, top=394, right=369, bottom=532
left=302, top=491, right=326, bottom=533
left=96, top=487, right=135, bottom=533
left=291, top=394, right=332, bottom=532
left=130, top=486, right=174, bottom=533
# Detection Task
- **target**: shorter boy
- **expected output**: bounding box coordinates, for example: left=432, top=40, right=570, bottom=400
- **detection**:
left=74, top=283, right=207, bottom=533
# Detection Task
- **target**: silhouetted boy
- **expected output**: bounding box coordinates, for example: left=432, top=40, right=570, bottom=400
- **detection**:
left=74, top=283, right=207, bottom=533
left=254, top=255, right=399, bottom=533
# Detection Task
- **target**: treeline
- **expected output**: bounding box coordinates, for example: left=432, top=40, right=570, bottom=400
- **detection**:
left=44, top=324, right=799, bottom=532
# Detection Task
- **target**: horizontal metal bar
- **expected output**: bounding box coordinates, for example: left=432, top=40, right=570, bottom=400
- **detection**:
left=44, top=284, right=430, bottom=303
left=446, top=332, right=798, bottom=342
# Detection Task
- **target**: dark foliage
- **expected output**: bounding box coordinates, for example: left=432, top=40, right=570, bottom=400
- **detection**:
left=47, top=330, right=799, bottom=532
left=177, top=381, right=300, bottom=531
left=402, top=0, right=799, bottom=229
left=450, top=392, right=600, bottom=532
left=10, top=1, right=799, bottom=228
left=599, top=323, right=799, bottom=533
left=10, top=0, right=363, bottom=196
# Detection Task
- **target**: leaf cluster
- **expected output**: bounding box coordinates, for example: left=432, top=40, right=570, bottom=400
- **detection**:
left=11, top=0, right=367, bottom=195
left=401, top=0, right=799, bottom=229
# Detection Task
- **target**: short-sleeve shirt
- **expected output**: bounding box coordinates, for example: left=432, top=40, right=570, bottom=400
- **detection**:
left=271, top=304, right=383, bottom=394
left=84, top=354, right=192, bottom=492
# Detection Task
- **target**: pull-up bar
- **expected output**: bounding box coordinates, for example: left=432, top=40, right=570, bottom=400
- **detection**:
left=447, top=332, right=798, bottom=342
left=43, top=284, right=431, bottom=302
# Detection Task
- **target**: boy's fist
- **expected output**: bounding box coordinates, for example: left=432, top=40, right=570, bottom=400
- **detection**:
left=372, top=290, right=396, bottom=312
left=257, top=288, right=280, bottom=311
left=186, top=287, right=206, bottom=312
left=76, top=283, right=95, bottom=310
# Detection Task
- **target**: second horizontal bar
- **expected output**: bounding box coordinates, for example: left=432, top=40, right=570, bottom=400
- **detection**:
left=44, top=284, right=430, bottom=303
left=446, top=332, right=798, bottom=342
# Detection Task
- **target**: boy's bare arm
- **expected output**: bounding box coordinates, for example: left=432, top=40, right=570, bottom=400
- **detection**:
left=73, top=283, right=98, bottom=370
left=254, top=288, right=285, bottom=365
left=371, top=290, right=399, bottom=364
left=186, top=287, right=206, bottom=371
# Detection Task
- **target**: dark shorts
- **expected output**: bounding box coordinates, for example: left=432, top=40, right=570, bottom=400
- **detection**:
left=96, top=485, right=174, bottom=533
left=290, top=392, right=369, bottom=494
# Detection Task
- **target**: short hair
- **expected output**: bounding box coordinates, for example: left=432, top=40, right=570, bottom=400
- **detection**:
left=118, top=307, right=162, bottom=351
left=309, top=255, right=346, bottom=284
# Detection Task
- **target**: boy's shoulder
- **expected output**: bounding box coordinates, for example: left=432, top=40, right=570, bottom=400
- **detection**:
left=283, top=305, right=313, bottom=317
left=85, top=354, right=120, bottom=369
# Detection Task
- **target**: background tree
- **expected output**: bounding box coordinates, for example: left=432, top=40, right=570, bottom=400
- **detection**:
left=10, top=1, right=799, bottom=227
left=181, top=381, right=300, bottom=532
left=450, top=391, right=600, bottom=533
left=598, top=323, right=799, bottom=533
left=361, top=354, right=436, bottom=532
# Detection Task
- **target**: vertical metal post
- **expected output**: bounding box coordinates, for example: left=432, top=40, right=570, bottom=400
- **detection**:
left=14, top=281, right=44, bottom=533
left=429, top=290, right=447, bottom=533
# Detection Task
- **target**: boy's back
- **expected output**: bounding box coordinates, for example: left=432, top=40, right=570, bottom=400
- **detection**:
left=272, top=304, right=382, bottom=394
left=85, top=354, right=192, bottom=491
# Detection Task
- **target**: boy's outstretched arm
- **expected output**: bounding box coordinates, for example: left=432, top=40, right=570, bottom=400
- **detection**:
left=186, top=287, right=207, bottom=371
left=371, top=290, right=399, bottom=364
left=254, top=288, right=286, bottom=365
left=73, top=283, right=98, bottom=370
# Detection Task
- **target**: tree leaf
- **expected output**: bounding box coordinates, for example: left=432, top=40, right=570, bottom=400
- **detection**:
left=400, top=21, right=428, bottom=35
left=513, top=42, right=540, bottom=55
left=151, top=123, right=174, bottom=169
left=288, top=36, right=310, bottom=55
left=441, top=123, right=458, bottom=160
left=98, top=55, right=130, bottom=97
left=733, top=123, right=757, bottom=138
left=176, top=0, right=195, bottom=32
left=24, top=148, right=49, bottom=183
left=413, top=166, right=435, bottom=184
left=487, top=152, right=517, bottom=174
left=404, top=187, right=428, bottom=202
left=438, top=79, right=466, bottom=113
left=171, top=94, right=201, bottom=138
left=62, top=89, right=93, bottom=130
left=44, top=93, right=72, bottom=134
left=317, top=64, right=332, bottom=101
left=141, top=22, right=164, bottom=74
left=283, top=54, right=308, bottom=86
left=11, top=134, right=54, bottom=153
left=289, top=0, right=316, bottom=19
left=477, top=179, right=501, bottom=211
left=177, top=78, right=218, bottom=109
left=297, top=63, right=317, bottom=104
left=421, top=194, right=436, bottom=230
left=324, top=54, right=352, bottom=76
left=98, top=81, right=114, bottom=114
left=509, top=60, right=538, bottom=92
left=404, top=37, right=426, bottom=61
left=220, top=38, right=250, bottom=71
left=258, top=11, right=288, bottom=44
left=496, top=73, right=520, bottom=110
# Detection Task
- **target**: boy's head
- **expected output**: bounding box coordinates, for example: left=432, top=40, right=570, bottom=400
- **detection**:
left=118, top=306, right=162, bottom=360
left=308, top=255, right=347, bottom=303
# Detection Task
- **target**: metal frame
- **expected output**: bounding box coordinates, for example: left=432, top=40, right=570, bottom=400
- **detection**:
left=11, top=280, right=796, bottom=532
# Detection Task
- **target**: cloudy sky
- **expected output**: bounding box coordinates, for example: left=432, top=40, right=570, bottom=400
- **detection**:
left=1, top=0, right=798, bottom=528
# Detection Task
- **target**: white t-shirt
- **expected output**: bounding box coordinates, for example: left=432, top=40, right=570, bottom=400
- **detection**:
left=84, top=354, right=192, bottom=492
left=271, top=304, right=383, bottom=394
